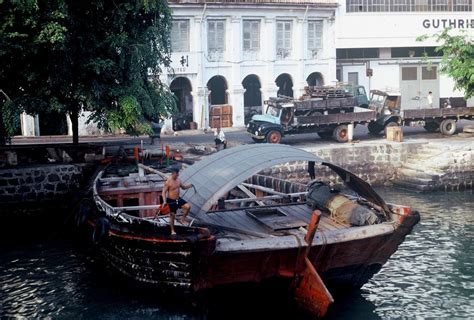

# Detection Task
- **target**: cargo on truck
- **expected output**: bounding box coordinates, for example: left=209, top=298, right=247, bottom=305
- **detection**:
left=247, top=86, right=376, bottom=143
left=367, top=90, right=474, bottom=136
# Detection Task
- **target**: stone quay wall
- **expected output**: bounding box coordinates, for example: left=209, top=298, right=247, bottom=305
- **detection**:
left=260, top=141, right=474, bottom=190
left=0, top=164, right=85, bottom=205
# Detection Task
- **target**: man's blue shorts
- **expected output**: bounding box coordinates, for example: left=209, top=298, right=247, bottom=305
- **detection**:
left=166, top=198, right=187, bottom=213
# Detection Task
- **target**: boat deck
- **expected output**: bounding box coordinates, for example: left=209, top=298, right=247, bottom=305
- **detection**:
left=194, top=203, right=350, bottom=240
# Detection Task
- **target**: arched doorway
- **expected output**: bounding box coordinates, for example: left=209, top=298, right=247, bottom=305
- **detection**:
left=306, top=72, right=324, bottom=86
left=275, top=73, right=293, bottom=98
left=242, top=74, right=262, bottom=125
left=207, top=75, right=228, bottom=105
left=207, top=76, right=231, bottom=128
left=170, top=77, right=193, bottom=131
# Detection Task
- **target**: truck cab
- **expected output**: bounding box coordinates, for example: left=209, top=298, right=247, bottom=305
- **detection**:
left=367, top=90, right=402, bottom=134
left=343, top=85, right=369, bottom=108
left=247, top=99, right=292, bottom=143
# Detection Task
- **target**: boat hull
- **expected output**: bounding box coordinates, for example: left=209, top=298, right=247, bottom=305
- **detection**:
left=194, top=210, right=420, bottom=291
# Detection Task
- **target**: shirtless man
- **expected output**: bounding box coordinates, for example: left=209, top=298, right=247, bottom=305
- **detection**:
left=162, top=167, right=193, bottom=235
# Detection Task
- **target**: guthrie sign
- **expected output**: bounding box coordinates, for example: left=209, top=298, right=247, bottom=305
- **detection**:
left=423, top=19, right=474, bottom=29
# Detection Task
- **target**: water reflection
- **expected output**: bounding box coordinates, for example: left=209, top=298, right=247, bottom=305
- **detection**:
left=1, top=188, right=473, bottom=318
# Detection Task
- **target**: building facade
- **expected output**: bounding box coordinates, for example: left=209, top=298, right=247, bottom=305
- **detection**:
left=335, top=0, right=473, bottom=109
left=17, top=0, right=473, bottom=136
left=165, top=0, right=339, bottom=129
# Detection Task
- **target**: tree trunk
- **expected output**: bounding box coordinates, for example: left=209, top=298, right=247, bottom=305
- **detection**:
left=0, top=109, right=6, bottom=145
left=70, top=108, right=79, bottom=144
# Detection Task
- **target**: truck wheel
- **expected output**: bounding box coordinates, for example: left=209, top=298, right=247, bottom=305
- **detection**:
left=424, top=122, right=439, bottom=133
left=266, top=130, right=282, bottom=144
left=368, top=122, right=382, bottom=135
left=317, top=131, right=332, bottom=139
left=440, top=119, right=457, bottom=135
left=333, top=125, right=348, bottom=143
left=384, top=121, right=398, bottom=136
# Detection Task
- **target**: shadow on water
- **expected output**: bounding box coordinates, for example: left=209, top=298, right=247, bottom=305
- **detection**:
left=1, top=187, right=473, bottom=318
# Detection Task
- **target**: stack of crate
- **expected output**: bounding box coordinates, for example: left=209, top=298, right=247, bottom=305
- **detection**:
left=301, top=86, right=353, bottom=100
left=210, top=104, right=233, bottom=128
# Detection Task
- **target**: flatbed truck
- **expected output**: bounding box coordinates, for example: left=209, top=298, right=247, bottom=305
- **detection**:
left=247, top=86, right=376, bottom=143
left=367, top=90, right=474, bottom=135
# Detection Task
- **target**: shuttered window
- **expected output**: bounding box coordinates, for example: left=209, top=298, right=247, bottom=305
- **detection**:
left=308, top=21, right=323, bottom=51
left=243, top=20, right=260, bottom=51
left=208, top=20, right=225, bottom=53
left=171, top=20, right=189, bottom=52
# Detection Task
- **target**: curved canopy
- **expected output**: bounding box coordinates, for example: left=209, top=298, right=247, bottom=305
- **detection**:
left=180, top=144, right=323, bottom=217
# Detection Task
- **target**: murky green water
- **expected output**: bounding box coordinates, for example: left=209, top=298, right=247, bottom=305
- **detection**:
left=1, top=188, right=473, bottom=319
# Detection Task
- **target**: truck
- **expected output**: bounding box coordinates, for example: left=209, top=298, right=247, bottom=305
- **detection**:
left=367, top=90, right=474, bottom=136
left=247, top=85, right=376, bottom=143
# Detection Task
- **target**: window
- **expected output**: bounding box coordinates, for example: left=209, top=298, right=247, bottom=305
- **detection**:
left=243, top=20, right=260, bottom=51
left=171, top=20, right=189, bottom=52
left=432, top=0, right=449, bottom=11
left=422, top=66, right=437, bottom=80
left=308, top=21, right=323, bottom=55
left=454, top=0, right=472, bottom=11
left=208, top=20, right=225, bottom=59
left=347, top=0, right=367, bottom=12
left=391, top=47, right=442, bottom=58
left=276, top=21, right=292, bottom=59
left=348, top=72, right=359, bottom=85
left=346, top=0, right=472, bottom=11
left=402, top=67, right=417, bottom=80
left=368, top=0, right=388, bottom=11
left=336, top=48, right=379, bottom=59
left=412, top=0, right=429, bottom=11
left=391, top=0, right=410, bottom=11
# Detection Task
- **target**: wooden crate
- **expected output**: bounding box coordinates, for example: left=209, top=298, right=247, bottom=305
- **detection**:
left=210, top=106, right=222, bottom=116
left=386, top=126, right=403, bottom=142
left=221, top=105, right=232, bottom=115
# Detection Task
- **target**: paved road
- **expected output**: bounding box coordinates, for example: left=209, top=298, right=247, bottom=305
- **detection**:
left=9, top=120, right=473, bottom=147
left=160, top=119, right=474, bottom=147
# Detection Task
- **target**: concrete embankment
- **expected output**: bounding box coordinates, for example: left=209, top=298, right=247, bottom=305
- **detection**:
left=260, top=139, right=474, bottom=191
left=0, top=136, right=473, bottom=216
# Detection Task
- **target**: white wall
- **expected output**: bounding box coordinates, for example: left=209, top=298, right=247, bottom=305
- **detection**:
left=165, top=4, right=338, bottom=128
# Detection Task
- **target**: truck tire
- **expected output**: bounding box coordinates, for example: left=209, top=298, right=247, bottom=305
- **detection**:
left=333, top=125, right=348, bottom=143
left=266, top=130, right=282, bottom=144
left=317, top=131, right=332, bottom=140
left=368, top=122, right=382, bottom=135
left=424, top=122, right=439, bottom=133
left=384, top=121, right=398, bottom=136
left=440, top=119, right=457, bottom=135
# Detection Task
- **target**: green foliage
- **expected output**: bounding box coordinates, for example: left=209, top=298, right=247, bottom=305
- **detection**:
left=0, top=0, right=173, bottom=144
left=417, top=29, right=474, bottom=99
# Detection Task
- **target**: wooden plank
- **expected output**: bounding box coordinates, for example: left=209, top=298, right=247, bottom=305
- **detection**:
left=237, top=185, right=265, bottom=206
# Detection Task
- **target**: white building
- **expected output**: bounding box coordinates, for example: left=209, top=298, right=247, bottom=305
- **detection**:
left=335, top=0, right=473, bottom=109
left=18, top=0, right=473, bottom=136
left=165, top=0, right=339, bottom=129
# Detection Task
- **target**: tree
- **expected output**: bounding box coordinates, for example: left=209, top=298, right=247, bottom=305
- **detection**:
left=417, top=29, right=474, bottom=99
left=0, top=0, right=175, bottom=145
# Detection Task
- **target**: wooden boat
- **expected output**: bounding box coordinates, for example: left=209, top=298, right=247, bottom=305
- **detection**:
left=79, top=144, right=420, bottom=317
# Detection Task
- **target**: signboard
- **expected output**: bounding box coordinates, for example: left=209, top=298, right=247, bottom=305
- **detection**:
left=170, top=53, right=197, bottom=74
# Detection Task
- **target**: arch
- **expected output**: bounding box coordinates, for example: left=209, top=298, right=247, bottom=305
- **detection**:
left=242, top=74, right=262, bottom=125
left=170, top=77, right=194, bottom=130
left=306, top=72, right=325, bottom=86
left=207, top=75, right=228, bottom=105
left=275, top=73, right=293, bottom=98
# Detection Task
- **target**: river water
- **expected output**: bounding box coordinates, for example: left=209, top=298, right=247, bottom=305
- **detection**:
left=1, top=188, right=473, bottom=319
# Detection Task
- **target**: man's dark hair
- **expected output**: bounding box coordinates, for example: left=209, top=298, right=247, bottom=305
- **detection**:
left=171, top=167, right=179, bottom=173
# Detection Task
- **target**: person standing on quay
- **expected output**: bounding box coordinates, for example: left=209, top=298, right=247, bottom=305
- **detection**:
left=427, top=91, right=433, bottom=108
